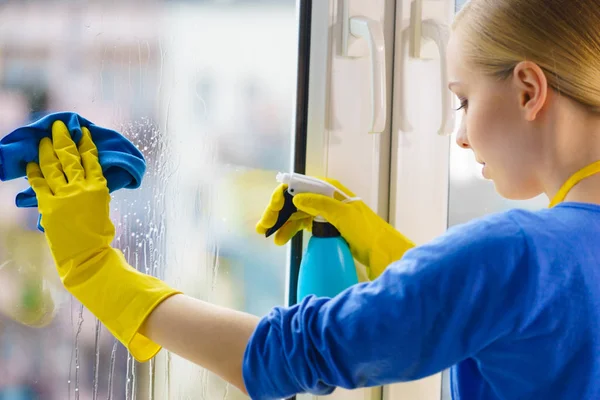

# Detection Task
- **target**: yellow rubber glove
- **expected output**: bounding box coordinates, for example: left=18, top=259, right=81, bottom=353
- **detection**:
left=256, top=178, right=416, bottom=280
left=26, top=120, right=181, bottom=362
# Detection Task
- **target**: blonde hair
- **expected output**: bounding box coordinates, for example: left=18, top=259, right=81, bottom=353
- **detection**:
left=453, top=0, right=600, bottom=113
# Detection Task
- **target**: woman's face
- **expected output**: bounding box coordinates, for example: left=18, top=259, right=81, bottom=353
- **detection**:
left=446, top=30, right=546, bottom=200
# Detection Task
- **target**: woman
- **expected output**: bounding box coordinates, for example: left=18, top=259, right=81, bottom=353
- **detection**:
left=25, top=0, right=600, bottom=398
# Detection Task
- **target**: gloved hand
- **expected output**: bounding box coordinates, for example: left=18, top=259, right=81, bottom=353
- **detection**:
left=256, top=177, right=415, bottom=280
left=27, top=120, right=181, bottom=362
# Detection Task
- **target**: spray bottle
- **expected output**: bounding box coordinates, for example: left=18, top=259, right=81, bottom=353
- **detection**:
left=265, top=172, right=359, bottom=300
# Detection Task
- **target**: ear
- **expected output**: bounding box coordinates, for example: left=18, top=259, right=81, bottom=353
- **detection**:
left=512, top=61, right=548, bottom=121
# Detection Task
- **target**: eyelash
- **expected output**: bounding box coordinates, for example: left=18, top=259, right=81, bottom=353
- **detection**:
left=455, top=99, right=468, bottom=112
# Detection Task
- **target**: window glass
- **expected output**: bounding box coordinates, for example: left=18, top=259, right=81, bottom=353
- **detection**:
left=0, top=1, right=298, bottom=399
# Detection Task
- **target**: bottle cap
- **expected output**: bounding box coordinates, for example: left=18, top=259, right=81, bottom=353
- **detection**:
left=311, top=221, right=340, bottom=238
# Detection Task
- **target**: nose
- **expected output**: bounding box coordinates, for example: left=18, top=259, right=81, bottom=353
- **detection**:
left=455, top=120, right=470, bottom=149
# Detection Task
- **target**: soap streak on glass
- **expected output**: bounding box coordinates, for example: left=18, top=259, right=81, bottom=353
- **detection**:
left=74, top=303, right=85, bottom=400
left=93, top=318, right=102, bottom=400
left=107, top=341, right=119, bottom=400
left=147, top=359, right=155, bottom=400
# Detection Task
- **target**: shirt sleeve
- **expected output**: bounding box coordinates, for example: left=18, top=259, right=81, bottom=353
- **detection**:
left=242, top=211, right=529, bottom=400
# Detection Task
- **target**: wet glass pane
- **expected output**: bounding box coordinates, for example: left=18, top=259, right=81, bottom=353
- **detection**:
left=0, top=1, right=298, bottom=399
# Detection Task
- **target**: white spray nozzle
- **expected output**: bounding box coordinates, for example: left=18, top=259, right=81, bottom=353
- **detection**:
left=275, top=172, right=292, bottom=185
left=276, top=172, right=341, bottom=199
left=276, top=172, right=360, bottom=203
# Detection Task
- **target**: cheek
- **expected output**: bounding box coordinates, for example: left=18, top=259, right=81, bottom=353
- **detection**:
left=463, top=105, right=498, bottom=153
left=466, top=101, right=542, bottom=198
left=465, top=96, right=520, bottom=157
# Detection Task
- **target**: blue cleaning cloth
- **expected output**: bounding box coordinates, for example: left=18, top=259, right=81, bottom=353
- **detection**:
left=0, top=112, right=146, bottom=230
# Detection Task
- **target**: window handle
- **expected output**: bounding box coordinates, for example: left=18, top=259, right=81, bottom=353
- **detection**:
left=342, top=2, right=387, bottom=134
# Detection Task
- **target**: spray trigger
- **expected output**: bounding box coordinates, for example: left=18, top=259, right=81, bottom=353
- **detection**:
left=265, top=189, right=297, bottom=238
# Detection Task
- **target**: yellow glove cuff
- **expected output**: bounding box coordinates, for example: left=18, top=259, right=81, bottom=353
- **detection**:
left=66, top=248, right=182, bottom=362
left=368, top=224, right=416, bottom=280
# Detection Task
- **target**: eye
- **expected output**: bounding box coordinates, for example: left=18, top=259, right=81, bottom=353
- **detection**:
left=455, top=98, right=468, bottom=112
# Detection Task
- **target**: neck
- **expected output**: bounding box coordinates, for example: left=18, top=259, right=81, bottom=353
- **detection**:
left=559, top=172, right=600, bottom=205
left=541, top=101, right=600, bottom=205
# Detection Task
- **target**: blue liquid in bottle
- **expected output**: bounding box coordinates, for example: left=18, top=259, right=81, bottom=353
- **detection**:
left=297, top=220, right=358, bottom=301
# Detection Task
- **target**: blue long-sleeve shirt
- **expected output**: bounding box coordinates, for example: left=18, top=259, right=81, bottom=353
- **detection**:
left=242, top=202, right=600, bottom=399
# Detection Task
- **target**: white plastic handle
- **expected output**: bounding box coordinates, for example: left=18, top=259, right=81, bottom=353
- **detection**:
left=349, top=17, right=387, bottom=134
left=421, top=20, right=455, bottom=136
left=401, top=15, right=455, bottom=136
left=398, top=29, right=413, bottom=133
